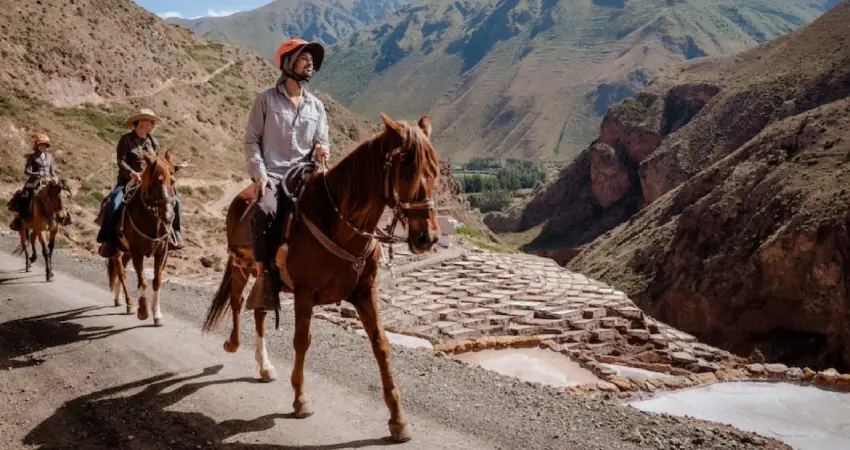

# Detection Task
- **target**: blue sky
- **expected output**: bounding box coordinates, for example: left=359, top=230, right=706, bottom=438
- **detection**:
left=133, top=0, right=271, bottom=19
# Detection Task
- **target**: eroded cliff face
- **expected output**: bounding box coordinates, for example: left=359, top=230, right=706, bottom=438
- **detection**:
left=504, top=2, right=850, bottom=369
left=573, top=101, right=850, bottom=369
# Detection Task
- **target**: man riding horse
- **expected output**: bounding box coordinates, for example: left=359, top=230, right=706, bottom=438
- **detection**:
left=9, top=134, right=57, bottom=231
left=96, top=109, right=184, bottom=257
left=243, top=38, right=330, bottom=309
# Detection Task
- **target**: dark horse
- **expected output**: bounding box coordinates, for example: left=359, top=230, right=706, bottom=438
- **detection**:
left=202, top=113, right=440, bottom=442
left=106, top=149, right=180, bottom=325
left=11, top=178, right=72, bottom=281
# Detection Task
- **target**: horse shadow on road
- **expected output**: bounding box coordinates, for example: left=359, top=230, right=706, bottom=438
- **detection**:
left=23, top=365, right=397, bottom=449
left=0, top=306, right=152, bottom=371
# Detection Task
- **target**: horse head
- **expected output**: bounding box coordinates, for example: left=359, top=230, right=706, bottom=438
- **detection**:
left=42, top=177, right=72, bottom=224
left=140, top=148, right=177, bottom=225
left=378, top=112, right=440, bottom=255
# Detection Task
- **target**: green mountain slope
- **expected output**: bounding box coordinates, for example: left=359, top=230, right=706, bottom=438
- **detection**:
left=166, top=0, right=412, bottom=62
left=313, top=0, right=838, bottom=161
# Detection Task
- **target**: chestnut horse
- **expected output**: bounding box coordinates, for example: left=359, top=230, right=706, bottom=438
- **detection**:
left=12, top=178, right=72, bottom=281
left=107, top=149, right=180, bottom=325
left=201, top=113, right=440, bottom=442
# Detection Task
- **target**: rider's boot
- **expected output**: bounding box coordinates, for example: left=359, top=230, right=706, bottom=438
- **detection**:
left=248, top=261, right=281, bottom=310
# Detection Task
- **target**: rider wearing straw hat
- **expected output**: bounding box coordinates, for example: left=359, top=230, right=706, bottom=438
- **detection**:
left=95, top=109, right=184, bottom=257
left=243, top=37, right=331, bottom=309
left=9, top=134, right=57, bottom=231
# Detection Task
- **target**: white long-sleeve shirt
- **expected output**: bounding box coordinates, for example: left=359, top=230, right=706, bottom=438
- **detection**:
left=243, top=75, right=331, bottom=180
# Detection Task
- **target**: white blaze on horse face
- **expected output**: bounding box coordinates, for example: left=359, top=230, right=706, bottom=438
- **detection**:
left=162, top=185, right=174, bottom=222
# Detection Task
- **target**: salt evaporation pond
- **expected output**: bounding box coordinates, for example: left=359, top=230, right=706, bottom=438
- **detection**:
left=355, top=329, right=433, bottom=349
left=451, top=348, right=600, bottom=388
left=630, top=381, right=850, bottom=450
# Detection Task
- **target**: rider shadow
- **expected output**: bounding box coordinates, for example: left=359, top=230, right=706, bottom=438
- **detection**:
left=22, top=365, right=399, bottom=449
left=0, top=306, right=152, bottom=371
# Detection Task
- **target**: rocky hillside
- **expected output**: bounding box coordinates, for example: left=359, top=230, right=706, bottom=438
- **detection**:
left=0, top=0, right=385, bottom=266
left=308, top=0, right=837, bottom=161
left=166, top=0, right=411, bottom=62
left=498, top=0, right=850, bottom=370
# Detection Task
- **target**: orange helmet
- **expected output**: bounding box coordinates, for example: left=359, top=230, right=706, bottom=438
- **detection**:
left=31, top=134, right=50, bottom=147
left=275, top=38, right=325, bottom=72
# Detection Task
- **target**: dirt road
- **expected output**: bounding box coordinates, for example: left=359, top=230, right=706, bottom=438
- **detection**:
left=0, top=241, right=788, bottom=450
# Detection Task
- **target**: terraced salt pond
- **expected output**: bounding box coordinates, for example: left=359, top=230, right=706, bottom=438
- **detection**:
left=452, top=348, right=600, bottom=388
left=442, top=347, right=850, bottom=450
left=631, top=381, right=850, bottom=450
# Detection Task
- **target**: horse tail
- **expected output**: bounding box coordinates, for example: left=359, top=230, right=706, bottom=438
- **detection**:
left=202, top=255, right=234, bottom=334
left=107, top=257, right=117, bottom=292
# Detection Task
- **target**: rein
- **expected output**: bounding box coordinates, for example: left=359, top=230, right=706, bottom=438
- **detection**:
left=121, top=178, right=176, bottom=248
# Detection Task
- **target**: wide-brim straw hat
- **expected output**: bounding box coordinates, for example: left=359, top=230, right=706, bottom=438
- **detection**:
left=31, top=134, right=51, bottom=147
left=124, top=109, right=162, bottom=129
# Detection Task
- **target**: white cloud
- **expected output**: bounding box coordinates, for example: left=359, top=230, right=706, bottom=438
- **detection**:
left=155, top=8, right=242, bottom=20
left=157, top=11, right=184, bottom=19
left=205, top=9, right=242, bottom=17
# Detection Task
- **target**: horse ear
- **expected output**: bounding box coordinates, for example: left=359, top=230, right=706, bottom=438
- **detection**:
left=380, top=112, right=402, bottom=135
left=142, top=151, right=154, bottom=165
left=165, top=147, right=173, bottom=163
left=418, top=116, right=432, bottom=138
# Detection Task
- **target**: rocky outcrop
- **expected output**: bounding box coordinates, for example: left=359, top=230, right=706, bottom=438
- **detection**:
left=508, top=2, right=850, bottom=370
left=567, top=2, right=850, bottom=370
left=509, top=81, right=719, bottom=262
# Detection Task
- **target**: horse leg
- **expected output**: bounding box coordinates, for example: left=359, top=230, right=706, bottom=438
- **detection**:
left=36, top=232, right=50, bottom=283
left=131, top=253, right=149, bottom=321
left=290, top=288, right=314, bottom=418
left=45, top=227, right=57, bottom=282
left=28, top=230, right=37, bottom=264
left=151, top=250, right=166, bottom=327
left=353, top=289, right=412, bottom=442
left=254, top=309, right=277, bottom=382
left=117, top=254, right=134, bottom=314
left=19, top=229, right=31, bottom=272
left=224, top=265, right=249, bottom=353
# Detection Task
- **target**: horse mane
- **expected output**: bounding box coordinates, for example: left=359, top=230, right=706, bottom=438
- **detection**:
left=324, top=121, right=438, bottom=227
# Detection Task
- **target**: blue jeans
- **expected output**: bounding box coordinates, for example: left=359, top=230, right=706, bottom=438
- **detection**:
left=96, top=185, right=182, bottom=244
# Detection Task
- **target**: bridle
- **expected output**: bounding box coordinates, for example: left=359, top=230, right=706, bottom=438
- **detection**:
left=319, top=141, right=436, bottom=244
left=122, top=161, right=176, bottom=246
left=282, top=136, right=437, bottom=278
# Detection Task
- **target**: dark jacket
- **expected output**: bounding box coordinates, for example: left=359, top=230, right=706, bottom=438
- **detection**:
left=115, top=131, right=158, bottom=186
left=24, top=151, right=55, bottom=185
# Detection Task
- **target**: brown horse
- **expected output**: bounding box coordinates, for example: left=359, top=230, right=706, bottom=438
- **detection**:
left=12, top=178, right=72, bottom=281
left=107, top=149, right=179, bottom=325
left=202, top=113, right=440, bottom=442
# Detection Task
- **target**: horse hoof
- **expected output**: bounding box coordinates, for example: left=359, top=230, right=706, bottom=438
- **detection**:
left=46, top=274, right=54, bottom=282
left=389, top=423, right=412, bottom=443
left=126, top=306, right=135, bottom=315
left=223, top=341, right=238, bottom=353
left=153, top=317, right=164, bottom=327
left=259, top=367, right=277, bottom=382
left=137, top=309, right=149, bottom=321
left=292, top=400, right=313, bottom=418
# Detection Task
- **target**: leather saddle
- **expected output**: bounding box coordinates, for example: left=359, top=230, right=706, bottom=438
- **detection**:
left=232, top=159, right=318, bottom=293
